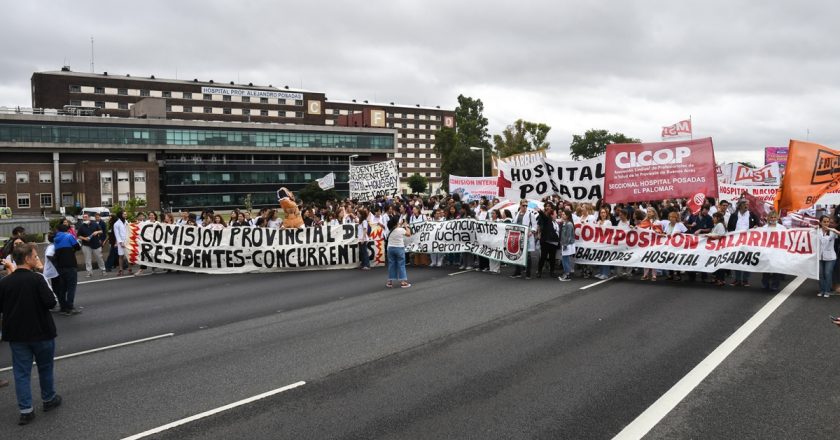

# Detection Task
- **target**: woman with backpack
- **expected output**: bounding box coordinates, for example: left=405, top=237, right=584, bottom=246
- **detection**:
left=385, top=216, right=411, bottom=288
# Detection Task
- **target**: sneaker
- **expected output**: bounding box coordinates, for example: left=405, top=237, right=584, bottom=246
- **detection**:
left=85, top=272, right=93, bottom=278
left=558, top=275, right=570, bottom=282
left=525, top=276, right=532, bottom=280
left=818, top=292, right=824, bottom=297
left=742, top=282, right=750, bottom=287
left=824, top=293, right=831, bottom=298
left=510, top=274, right=522, bottom=279
left=458, top=266, right=466, bottom=270
left=400, top=282, right=412, bottom=288
left=59, top=309, right=72, bottom=316
left=465, top=266, right=473, bottom=270
left=43, top=394, right=62, bottom=412
left=18, top=412, right=35, bottom=425
left=482, top=268, right=490, bottom=272
left=69, top=308, right=82, bottom=315
left=101, top=271, right=107, bottom=276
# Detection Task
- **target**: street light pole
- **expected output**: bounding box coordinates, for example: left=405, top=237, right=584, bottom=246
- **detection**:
left=349, top=154, right=359, bottom=166
left=469, top=147, right=485, bottom=177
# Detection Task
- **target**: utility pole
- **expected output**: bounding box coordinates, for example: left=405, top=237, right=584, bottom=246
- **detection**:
left=90, top=36, right=95, bottom=73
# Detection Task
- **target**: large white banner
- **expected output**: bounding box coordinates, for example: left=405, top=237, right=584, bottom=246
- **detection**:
left=349, top=159, right=400, bottom=201
left=571, top=224, right=818, bottom=279
left=404, top=219, right=529, bottom=266
left=448, top=175, right=499, bottom=201
left=496, top=156, right=604, bottom=202
left=127, top=222, right=372, bottom=274
left=717, top=183, right=778, bottom=204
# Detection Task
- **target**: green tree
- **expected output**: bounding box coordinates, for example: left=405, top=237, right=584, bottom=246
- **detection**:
left=569, top=129, right=640, bottom=160
left=298, top=181, right=339, bottom=205
left=407, top=173, right=428, bottom=194
left=122, top=197, right=146, bottom=222
left=435, top=95, right=492, bottom=191
left=493, top=119, right=551, bottom=158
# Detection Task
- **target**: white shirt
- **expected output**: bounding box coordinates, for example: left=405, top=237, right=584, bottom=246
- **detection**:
left=410, top=214, right=426, bottom=224
left=357, top=220, right=369, bottom=241
left=387, top=227, right=407, bottom=248
left=43, top=244, right=58, bottom=280
left=819, top=230, right=837, bottom=261
left=661, top=221, right=688, bottom=235
left=735, top=210, right=751, bottom=231
left=760, top=223, right=786, bottom=231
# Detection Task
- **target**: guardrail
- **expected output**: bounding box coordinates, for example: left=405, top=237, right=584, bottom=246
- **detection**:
left=0, top=218, right=51, bottom=239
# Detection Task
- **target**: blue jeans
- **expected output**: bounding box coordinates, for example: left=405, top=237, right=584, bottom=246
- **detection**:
left=820, top=260, right=835, bottom=294
left=561, top=255, right=572, bottom=275
left=359, top=241, right=371, bottom=268
left=57, top=267, right=78, bottom=310
left=10, top=340, right=56, bottom=413
left=733, top=270, right=749, bottom=283
left=387, top=247, right=407, bottom=281
left=600, top=265, right=612, bottom=277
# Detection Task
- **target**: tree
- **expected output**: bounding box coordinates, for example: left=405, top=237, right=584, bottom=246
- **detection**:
left=569, top=129, right=640, bottom=160
left=122, top=197, right=146, bottom=222
left=435, top=95, right=492, bottom=191
left=493, top=119, right=551, bottom=158
left=298, top=181, right=339, bottom=205
left=407, top=173, right=428, bottom=194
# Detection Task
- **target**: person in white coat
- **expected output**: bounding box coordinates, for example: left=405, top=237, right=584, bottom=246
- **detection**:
left=510, top=200, right=537, bottom=279
left=113, top=211, right=131, bottom=276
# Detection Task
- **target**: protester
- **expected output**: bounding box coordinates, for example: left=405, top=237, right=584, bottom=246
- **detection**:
left=535, top=204, right=559, bottom=279
left=385, top=216, right=411, bottom=288
left=510, top=200, right=537, bottom=280
left=77, top=213, right=106, bottom=277
left=661, top=211, right=688, bottom=281
left=707, top=212, right=728, bottom=286
left=760, top=210, right=786, bottom=291
left=727, top=200, right=759, bottom=287
left=53, top=223, right=81, bottom=315
left=817, top=215, right=840, bottom=298
left=113, top=210, right=132, bottom=276
left=558, top=209, right=575, bottom=281
left=357, top=208, right=371, bottom=271
left=0, top=243, right=62, bottom=425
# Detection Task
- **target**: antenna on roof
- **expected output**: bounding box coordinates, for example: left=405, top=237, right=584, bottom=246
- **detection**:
left=90, top=36, right=95, bottom=73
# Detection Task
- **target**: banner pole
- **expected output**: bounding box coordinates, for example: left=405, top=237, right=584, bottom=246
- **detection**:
left=689, top=115, right=693, bottom=140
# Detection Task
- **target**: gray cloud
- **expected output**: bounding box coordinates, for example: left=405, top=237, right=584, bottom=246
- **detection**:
left=2, top=0, right=839, bottom=158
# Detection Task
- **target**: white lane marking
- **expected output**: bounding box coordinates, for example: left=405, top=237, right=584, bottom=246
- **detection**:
left=448, top=270, right=473, bottom=276
left=121, top=381, right=306, bottom=440
left=580, top=276, right=614, bottom=290
left=612, top=275, right=806, bottom=440
left=0, top=333, right=175, bottom=372
left=78, top=276, right=131, bottom=285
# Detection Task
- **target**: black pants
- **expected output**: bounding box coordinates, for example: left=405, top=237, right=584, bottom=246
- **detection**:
left=537, top=242, right=558, bottom=276
left=513, top=251, right=533, bottom=277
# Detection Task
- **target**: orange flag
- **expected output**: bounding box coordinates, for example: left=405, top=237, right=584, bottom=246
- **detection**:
left=774, top=140, right=840, bottom=212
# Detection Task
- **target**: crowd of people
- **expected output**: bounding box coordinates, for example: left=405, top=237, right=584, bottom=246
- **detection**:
left=3, top=190, right=840, bottom=425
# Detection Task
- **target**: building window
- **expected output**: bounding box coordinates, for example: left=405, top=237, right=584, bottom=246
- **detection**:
left=94, top=86, right=105, bottom=94
left=62, top=193, right=74, bottom=207
left=203, top=107, right=212, bottom=114
left=260, top=97, right=268, bottom=104
left=162, top=91, right=171, bottom=98
left=118, top=102, right=129, bottom=110
left=295, top=112, right=304, bottom=118
left=0, top=172, right=5, bottom=184
left=165, top=105, right=172, bottom=112
left=134, top=170, right=146, bottom=182
left=191, top=174, right=201, bottom=182
left=17, top=193, right=29, bottom=208
left=39, top=193, right=52, bottom=208
left=70, top=100, right=81, bottom=106
left=135, top=194, right=147, bottom=205
left=223, top=108, right=231, bottom=115
left=260, top=110, right=268, bottom=116
left=140, top=89, right=150, bottom=97
left=69, top=85, right=81, bottom=93
left=223, top=95, right=231, bottom=102
left=203, top=94, right=212, bottom=100
left=38, top=171, right=52, bottom=183
left=222, top=173, right=231, bottom=181
left=95, top=101, right=105, bottom=109
left=61, top=171, right=73, bottom=183
left=117, top=88, right=127, bottom=95
left=184, top=106, right=192, bottom=113
left=242, top=96, right=250, bottom=103
left=295, top=100, right=303, bottom=106
left=183, top=92, right=193, bottom=99
left=0, top=194, right=6, bottom=207
left=16, top=171, right=28, bottom=183
left=242, top=108, right=250, bottom=115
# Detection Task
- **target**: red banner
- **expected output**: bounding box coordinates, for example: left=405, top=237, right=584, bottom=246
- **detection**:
left=661, top=119, right=692, bottom=138
left=603, top=137, right=718, bottom=203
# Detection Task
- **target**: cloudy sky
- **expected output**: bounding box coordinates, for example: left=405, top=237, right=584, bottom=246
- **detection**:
left=2, top=1, right=838, bottom=165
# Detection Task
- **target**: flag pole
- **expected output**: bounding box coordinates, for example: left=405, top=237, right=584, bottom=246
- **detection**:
left=689, top=114, right=693, bottom=140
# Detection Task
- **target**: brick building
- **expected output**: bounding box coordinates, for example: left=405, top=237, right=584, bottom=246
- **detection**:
left=30, top=69, right=455, bottom=190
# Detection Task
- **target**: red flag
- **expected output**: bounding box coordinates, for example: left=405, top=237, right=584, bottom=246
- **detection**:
left=686, top=192, right=705, bottom=214
left=661, top=119, right=692, bottom=138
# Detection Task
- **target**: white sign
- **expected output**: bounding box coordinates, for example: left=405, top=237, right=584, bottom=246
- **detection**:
left=572, top=224, right=818, bottom=279
left=316, top=172, right=336, bottom=190
left=717, top=183, right=779, bottom=204
left=128, top=223, right=363, bottom=274
left=404, top=219, right=529, bottom=266
left=200, top=86, right=303, bottom=101
left=719, top=162, right=781, bottom=186
left=349, top=159, right=400, bottom=201
left=496, top=156, right=604, bottom=202
left=448, top=175, right=498, bottom=201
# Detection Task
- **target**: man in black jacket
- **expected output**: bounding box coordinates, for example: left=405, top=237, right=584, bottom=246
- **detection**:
left=0, top=243, right=62, bottom=425
left=536, top=204, right=560, bottom=278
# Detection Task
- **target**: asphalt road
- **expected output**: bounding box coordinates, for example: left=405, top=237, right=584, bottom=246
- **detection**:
left=0, top=265, right=838, bottom=439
